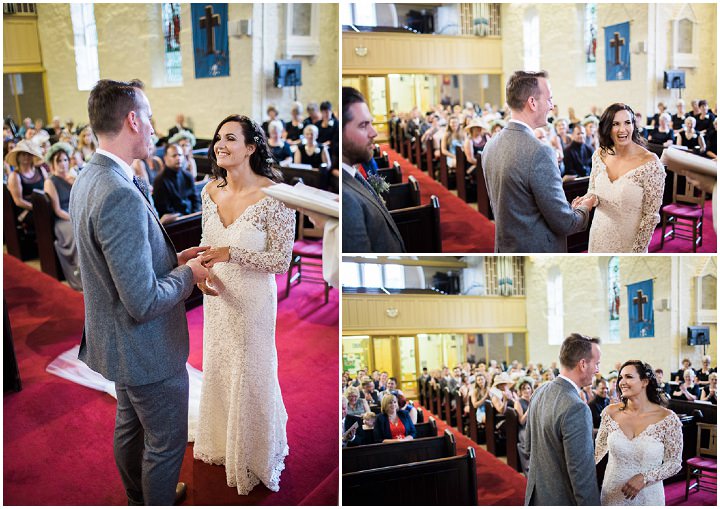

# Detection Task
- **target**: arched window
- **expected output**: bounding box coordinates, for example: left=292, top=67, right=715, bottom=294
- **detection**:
left=547, top=266, right=563, bottom=345
left=70, top=4, right=100, bottom=91
left=523, top=8, right=540, bottom=72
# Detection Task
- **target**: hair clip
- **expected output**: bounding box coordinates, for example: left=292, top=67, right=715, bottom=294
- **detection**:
left=253, top=135, right=261, bottom=143
left=265, top=157, right=274, bottom=164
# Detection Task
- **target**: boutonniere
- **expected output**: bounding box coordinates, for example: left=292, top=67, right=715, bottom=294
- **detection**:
left=366, top=173, right=390, bottom=204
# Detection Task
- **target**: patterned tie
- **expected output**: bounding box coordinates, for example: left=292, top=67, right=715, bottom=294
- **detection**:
left=132, top=175, right=149, bottom=199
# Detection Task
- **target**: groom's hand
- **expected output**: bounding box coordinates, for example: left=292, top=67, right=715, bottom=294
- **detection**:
left=178, top=246, right=209, bottom=266
left=186, top=257, right=209, bottom=284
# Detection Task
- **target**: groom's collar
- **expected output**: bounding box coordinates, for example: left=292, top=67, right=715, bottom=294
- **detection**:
left=508, top=119, right=533, bottom=133
left=557, top=374, right=581, bottom=394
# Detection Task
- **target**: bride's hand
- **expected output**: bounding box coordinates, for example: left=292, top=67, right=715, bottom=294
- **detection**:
left=621, top=473, right=646, bottom=500
left=197, top=277, right=219, bottom=296
left=201, top=247, right=230, bottom=268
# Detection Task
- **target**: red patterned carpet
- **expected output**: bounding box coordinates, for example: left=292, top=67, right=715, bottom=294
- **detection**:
left=381, top=145, right=496, bottom=252
left=3, top=254, right=339, bottom=505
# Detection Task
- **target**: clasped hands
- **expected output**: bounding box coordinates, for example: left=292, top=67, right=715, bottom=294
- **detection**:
left=571, top=193, right=599, bottom=210
left=177, top=245, right=231, bottom=296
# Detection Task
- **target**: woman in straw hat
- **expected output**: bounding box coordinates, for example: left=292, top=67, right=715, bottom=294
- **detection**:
left=43, top=142, right=82, bottom=290
left=464, top=118, right=491, bottom=174
left=5, top=139, right=48, bottom=231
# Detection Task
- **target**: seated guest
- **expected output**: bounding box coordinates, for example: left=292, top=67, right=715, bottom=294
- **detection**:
left=648, top=112, right=675, bottom=147
left=700, top=372, right=717, bottom=404
left=489, top=372, right=515, bottom=416
left=676, top=116, right=706, bottom=153
left=47, top=116, right=64, bottom=143
left=43, top=142, right=82, bottom=288
left=315, top=101, right=338, bottom=146
left=132, top=135, right=163, bottom=188
left=262, top=105, right=283, bottom=137
left=464, top=119, right=490, bottom=174
left=697, top=355, right=716, bottom=385
left=168, top=113, right=193, bottom=137
left=17, top=117, right=33, bottom=139
left=441, top=116, right=464, bottom=169
left=304, top=102, right=322, bottom=127
left=672, top=369, right=701, bottom=401
left=655, top=368, right=672, bottom=398
left=514, top=377, right=533, bottom=476
left=373, top=394, right=416, bottom=443
left=351, top=369, right=367, bottom=387
left=77, top=126, right=98, bottom=165
left=267, top=120, right=292, bottom=165
left=376, top=371, right=388, bottom=392
left=344, top=385, right=370, bottom=417
left=673, top=358, right=692, bottom=382
left=404, top=108, right=423, bottom=142
left=607, top=374, right=620, bottom=404
left=294, top=124, right=330, bottom=168
left=470, top=372, right=490, bottom=423
left=168, top=130, right=198, bottom=179
left=563, top=124, right=594, bottom=178
left=553, top=118, right=572, bottom=150
left=151, top=143, right=200, bottom=218
left=341, top=397, right=362, bottom=447
left=360, top=377, right=381, bottom=406
left=694, top=99, right=716, bottom=134
left=588, top=378, right=610, bottom=428
left=672, top=100, right=689, bottom=130
left=285, top=101, right=305, bottom=145
left=489, top=119, right=505, bottom=137
left=634, top=111, right=649, bottom=139
left=458, top=374, right=473, bottom=413
left=582, top=116, right=599, bottom=149
left=704, top=118, right=717, bottom=160
left=649, top=102, right=667, bottom=128
left=397, top=395, right=418, bottom=424
left=5, top=139, right=48, bottom=234
left=380, top=377, right=403, bottom=400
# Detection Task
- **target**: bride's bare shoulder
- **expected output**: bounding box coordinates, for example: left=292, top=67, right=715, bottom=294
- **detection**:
left=605, top=403, right=623, bottom=417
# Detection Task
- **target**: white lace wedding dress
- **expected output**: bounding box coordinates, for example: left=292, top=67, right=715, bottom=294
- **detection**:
left=192, top=187, right=295, bottom=495
left=587, top=151, right=666, bottom=253
left=595, top=408, right=683, bottom=506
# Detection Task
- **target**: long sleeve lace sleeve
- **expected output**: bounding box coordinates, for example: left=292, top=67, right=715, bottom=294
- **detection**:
left=642, top=413, right=683, bottom=484
left=200, top=187, right=210, bottom=247
left=629, top=160, right=666, bottom=252
left=588, top=151, right=601, bottom=197
left=228, top=198, right=295, bottom=273
left=594, top=407, right=611, bottom=464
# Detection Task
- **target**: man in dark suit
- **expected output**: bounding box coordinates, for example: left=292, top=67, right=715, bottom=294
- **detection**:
left=152, top=143, right=201, bottom=217
left=69, top=79, right=208, bottom=505
left=588, top=377, right=610, bottom=428
left=342, top=87, right=405, bottom=253
left=482, top=71, right=593, bottom=252
left=167, top=113, right=192, bottom=138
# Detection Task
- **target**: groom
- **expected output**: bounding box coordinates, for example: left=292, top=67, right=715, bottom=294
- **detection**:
left=524, top=333, right=602, bottom=505
left=482, top=71, right=595, bottom=252
left=69, top=79, right=208, bottom=505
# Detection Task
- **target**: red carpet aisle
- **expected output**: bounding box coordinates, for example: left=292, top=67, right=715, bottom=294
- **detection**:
left=3, top=254, right=339, bottom=505
left=648, top=200, right=716, bottom=253
left=417, top=405, right=526, bottom=505
left=381, top=145, right=495, bottom=252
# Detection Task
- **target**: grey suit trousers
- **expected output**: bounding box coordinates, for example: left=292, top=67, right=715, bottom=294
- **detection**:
left=114, top=367, right=188, bottom=505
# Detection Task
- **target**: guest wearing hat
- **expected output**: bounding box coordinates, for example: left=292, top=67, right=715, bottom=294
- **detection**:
left=5, top=139, right=48, bottom=233
left=489, top=371, right=516, bottom=415
left=464, top=118, right=491, bottom=174
left=168, top=129, right=198, bottom=179
left=43, top=142, right=82, bottom=290
left=582, top=115, right=599, bottom=150
left=489, top=119, right=506, bottom=137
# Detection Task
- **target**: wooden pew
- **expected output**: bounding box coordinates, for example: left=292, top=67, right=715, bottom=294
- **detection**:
left=277, top=164, right=325, bottom=189
left=342, top=429, right=456, bottom=474
left=425, top=137, right=436, bottom=179
left=416, top=406, right=425, bottom=423
left=443, top=387, right=454, bottom=426
left=455, top=147, right=477, bottom=204
left=382, top=175, right=420, bottom=211
left=390, top=196, right=442, bottom=252
left=415, top=416, right=438, bottom=438
left=484, top=400, right=507, bottom=457
left=342, top=448, right=478, bottom=505
left=433, top=382, right=442, bottom=416
left=504, top=406, right=521, bottom=472
left=476, top=156, right=493, bottom=219
left=3, top=184, right=38, bottom=261
left=455, top=390, right=465, bottom=433
left=373, top=151, right=389, bottom=169
left=417, top=378, right=426, bottom=407
left=412, top=136, right=423, bottom=170
left=164, top=212, right=203, bottom=310
left=467, top=398, right=486, bottom=444
left=377, top=161, right=402, bottom=185
left=438, top=150, right=455, bottom=189
left=30, top=190, right=64, bottom=280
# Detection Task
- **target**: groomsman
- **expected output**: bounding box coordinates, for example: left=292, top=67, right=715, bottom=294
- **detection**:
left=342, top=86, right=405, bottom=253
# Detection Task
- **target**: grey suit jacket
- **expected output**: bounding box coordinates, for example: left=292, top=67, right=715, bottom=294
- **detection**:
left=524, top=377, right=600, bottom=506
left=69, top=153, right=195, bottom=386
left=342, top=169, right=405, bottom=253
left=482, top=122, right=589, bottom=252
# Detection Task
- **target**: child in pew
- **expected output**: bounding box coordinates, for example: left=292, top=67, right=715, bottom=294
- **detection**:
left=374, top=394, right=417, bottom=443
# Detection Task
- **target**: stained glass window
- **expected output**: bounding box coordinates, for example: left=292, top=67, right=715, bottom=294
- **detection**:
left=607, top=256, right=620, bottom=343
left=162, top=3, right=183, bottom=85
left=70, top=4, right=100, bottom=91
left=583, top=3, right=597, bottom=85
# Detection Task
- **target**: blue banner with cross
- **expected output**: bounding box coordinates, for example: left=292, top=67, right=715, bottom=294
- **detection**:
left=605, top=21, right=631, bottom=81
left=192, top=3, right=229, bottom=79
left=627, top=279, right=654, bottom=338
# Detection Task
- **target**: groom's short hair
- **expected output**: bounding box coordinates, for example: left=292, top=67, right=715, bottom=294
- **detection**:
left=559, top=333, right=600, bottom=369
left=506, top=70, right=548, bottom=111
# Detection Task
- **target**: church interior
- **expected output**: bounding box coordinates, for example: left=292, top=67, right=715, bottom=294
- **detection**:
left=4, top=3, right=339, bottom=505
left=342, top=2, right=717, bottom=253
left=341, top=255, right=717, bottom=505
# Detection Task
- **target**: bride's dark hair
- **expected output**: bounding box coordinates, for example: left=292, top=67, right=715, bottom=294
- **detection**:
left=597, top=103, right=647, bottom=156
left=618, top=360, right=668, bottom=409
left=208, top=114, right=283, bottom=187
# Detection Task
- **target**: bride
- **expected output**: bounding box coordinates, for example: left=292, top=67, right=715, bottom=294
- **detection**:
left=192, top=115, right=295, bottom=495
left=595, top=360, right=682, bottom=505
left=576, top=103, right=666, bottom=252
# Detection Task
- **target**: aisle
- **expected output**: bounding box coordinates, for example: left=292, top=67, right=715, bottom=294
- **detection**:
left=3, top=254, right=339, bottom=505
left=381, top=145, right=496, bottom=252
